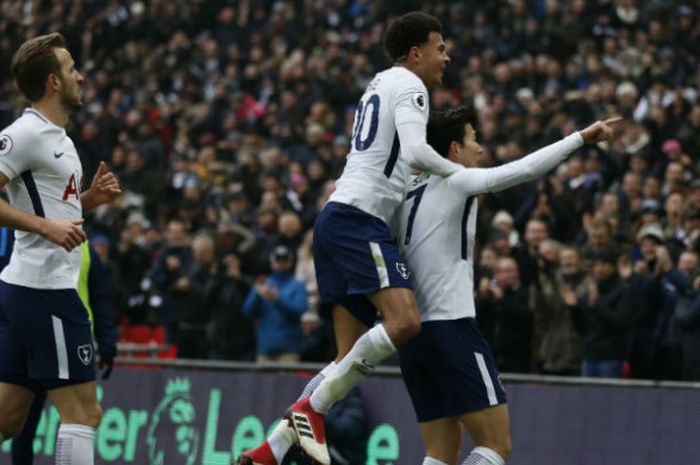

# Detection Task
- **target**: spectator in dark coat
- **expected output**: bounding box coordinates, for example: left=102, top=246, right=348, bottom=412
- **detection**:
left=675, top=268, right=700, bottom=381
left=207, top=253, right=255, bottom=361
left=478, top=257, right=532, bottom=373
left=573, top=247, right=636, bottom=378
left=626, top=223, right=686, bottom=379
left=149, top=219, right=194, bottom=346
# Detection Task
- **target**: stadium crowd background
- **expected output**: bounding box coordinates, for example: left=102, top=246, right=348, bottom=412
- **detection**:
left=2, top=0, right=700, bottom=380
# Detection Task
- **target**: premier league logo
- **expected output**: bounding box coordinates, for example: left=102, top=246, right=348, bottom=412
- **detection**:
left=77, top=344, right=94, bottom=366
left=411, top=92, right=426, bottom=111
left=0, top=134, right=12, bottom=156
left=147, top=378, right=200, bottom=465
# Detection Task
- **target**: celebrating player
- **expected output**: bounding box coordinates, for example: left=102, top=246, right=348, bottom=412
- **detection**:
left=240, top=11, right=466, bottom=465
left=397, top=106, right=619, bottom=465
left=0, top=33, right=121, bottom=465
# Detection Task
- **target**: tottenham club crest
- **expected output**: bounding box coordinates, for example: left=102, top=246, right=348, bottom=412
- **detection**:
left=396, top=262, right=411, bottom=280
left=0, top=134, right=13, bottom=156
left=77, top=344, right=94, bottom=366
left=411, top=92, right=427, bottom=111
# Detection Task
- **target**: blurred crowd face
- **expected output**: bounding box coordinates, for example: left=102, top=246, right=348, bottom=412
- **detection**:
left=495, top=257, right=519, bottom=288
left=525, top=219, right=548, bottom=249
left=592, top=259, right=616, bottom=281
left=478, top=246, right=498, bottom=274
left=559, top=247, right=580, bottom=276
left=639, top=237, right=659, bottom=262
left=193, top=236, right=215, bottom=266
left=166, top=220, right=188, bottom=247
left=665, top=192, right=684, bottom=221
left=599, top=193, right=620, bottom=218
left=538, top=240, right=559, bottom=264
left=678, top=251, right=699, bottom=276
left=271, top=254, right=293, bottom=272
left=588, top=220, right=611, bottom=249
left=278, top=212, right=302, bottom=239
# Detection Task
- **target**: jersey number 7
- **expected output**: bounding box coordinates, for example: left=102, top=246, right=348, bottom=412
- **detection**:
left=404, top=184, right=427, bottom=245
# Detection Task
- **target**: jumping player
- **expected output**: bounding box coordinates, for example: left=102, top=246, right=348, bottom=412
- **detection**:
left=241, top=11, right=465, bottom=465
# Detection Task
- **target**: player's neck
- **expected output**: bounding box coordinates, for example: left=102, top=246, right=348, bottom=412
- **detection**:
left=31, top=98, right=70, bottom=128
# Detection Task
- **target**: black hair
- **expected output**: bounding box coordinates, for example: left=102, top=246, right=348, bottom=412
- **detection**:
left=384, top=12, right=443, bottom=62
left=426, top=105, right=477, bottom=158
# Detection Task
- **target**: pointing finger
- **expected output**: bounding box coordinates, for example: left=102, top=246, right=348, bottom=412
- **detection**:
left=602, top=116, right=623, bottom=126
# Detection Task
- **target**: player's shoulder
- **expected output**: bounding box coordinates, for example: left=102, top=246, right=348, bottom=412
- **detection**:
left=387, top=67, right=426, bottom=89
left=0, top=110, right=60, bottom=159
left=0, top=113, right=34, bottom=157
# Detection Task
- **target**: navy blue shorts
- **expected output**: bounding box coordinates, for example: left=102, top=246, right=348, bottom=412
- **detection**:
left=0, top=281, right=96, bottom=391
left=313, top=202, right=412, bottom=327
left=399, top=318, right=507, bottom=422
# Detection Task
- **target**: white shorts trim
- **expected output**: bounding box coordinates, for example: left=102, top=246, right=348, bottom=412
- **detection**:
left=369, top=241, right=390, bottom=288
left=51, top=315, right=69, bottom=379
left=475, top=351, right=498, bottom=406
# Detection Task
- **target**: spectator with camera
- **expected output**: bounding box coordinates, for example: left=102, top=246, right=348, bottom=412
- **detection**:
left=243, top=245, right=308, bottom=362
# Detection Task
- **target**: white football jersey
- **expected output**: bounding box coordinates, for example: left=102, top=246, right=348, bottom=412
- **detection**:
left=0, top=108, right=83, bottom=289
left=329, top=67, right=429, bottom=225
left=398, top=132, right=583, bottom=321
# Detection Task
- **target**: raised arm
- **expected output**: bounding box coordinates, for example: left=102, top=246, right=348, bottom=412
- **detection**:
left=446, top=118, right=619, bottom=196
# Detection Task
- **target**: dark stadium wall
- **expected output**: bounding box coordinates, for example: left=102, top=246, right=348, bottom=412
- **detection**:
left=1, top=369, right=699, bottom=465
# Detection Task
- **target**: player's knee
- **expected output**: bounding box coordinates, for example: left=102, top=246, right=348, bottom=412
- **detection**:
left=73, top=402, right=103, bottom=429
left=85, top=403, right=103, bottom=429
left=484, top=436, right=512, bottom=461
left=499, top=435, right=513, bottom=460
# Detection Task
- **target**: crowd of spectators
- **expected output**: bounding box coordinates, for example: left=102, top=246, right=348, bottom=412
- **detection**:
left=2, top=0, right=700, bottom=381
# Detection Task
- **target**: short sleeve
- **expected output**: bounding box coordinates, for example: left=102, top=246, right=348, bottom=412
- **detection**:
left=394, top=75, right=429, bottom=127
left=0, top=124, right=32, bottom=180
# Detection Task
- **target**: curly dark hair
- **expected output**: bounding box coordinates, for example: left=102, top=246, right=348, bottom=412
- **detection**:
left=383, top=12, right=443, bottom=62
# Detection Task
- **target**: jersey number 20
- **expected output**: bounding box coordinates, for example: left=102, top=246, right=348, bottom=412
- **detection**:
left=352, top=94, right=380, bottom=151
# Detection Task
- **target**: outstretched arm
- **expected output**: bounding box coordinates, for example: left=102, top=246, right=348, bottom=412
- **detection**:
left=446, top=118, right=619, bottom=196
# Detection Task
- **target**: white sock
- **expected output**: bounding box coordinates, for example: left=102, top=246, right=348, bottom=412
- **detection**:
left=298, top=362, right=336, bottom=400
left=462, top=447, right=505, bottom=465
left=55, top=424, right=95, bottom=465
left=267, top=362, right=337, bottom=462
left=267, top=420, right=297, bottom=464
left=310, top=324, right=395, bottom=413
left=423, top=456, right=449, bottom=465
